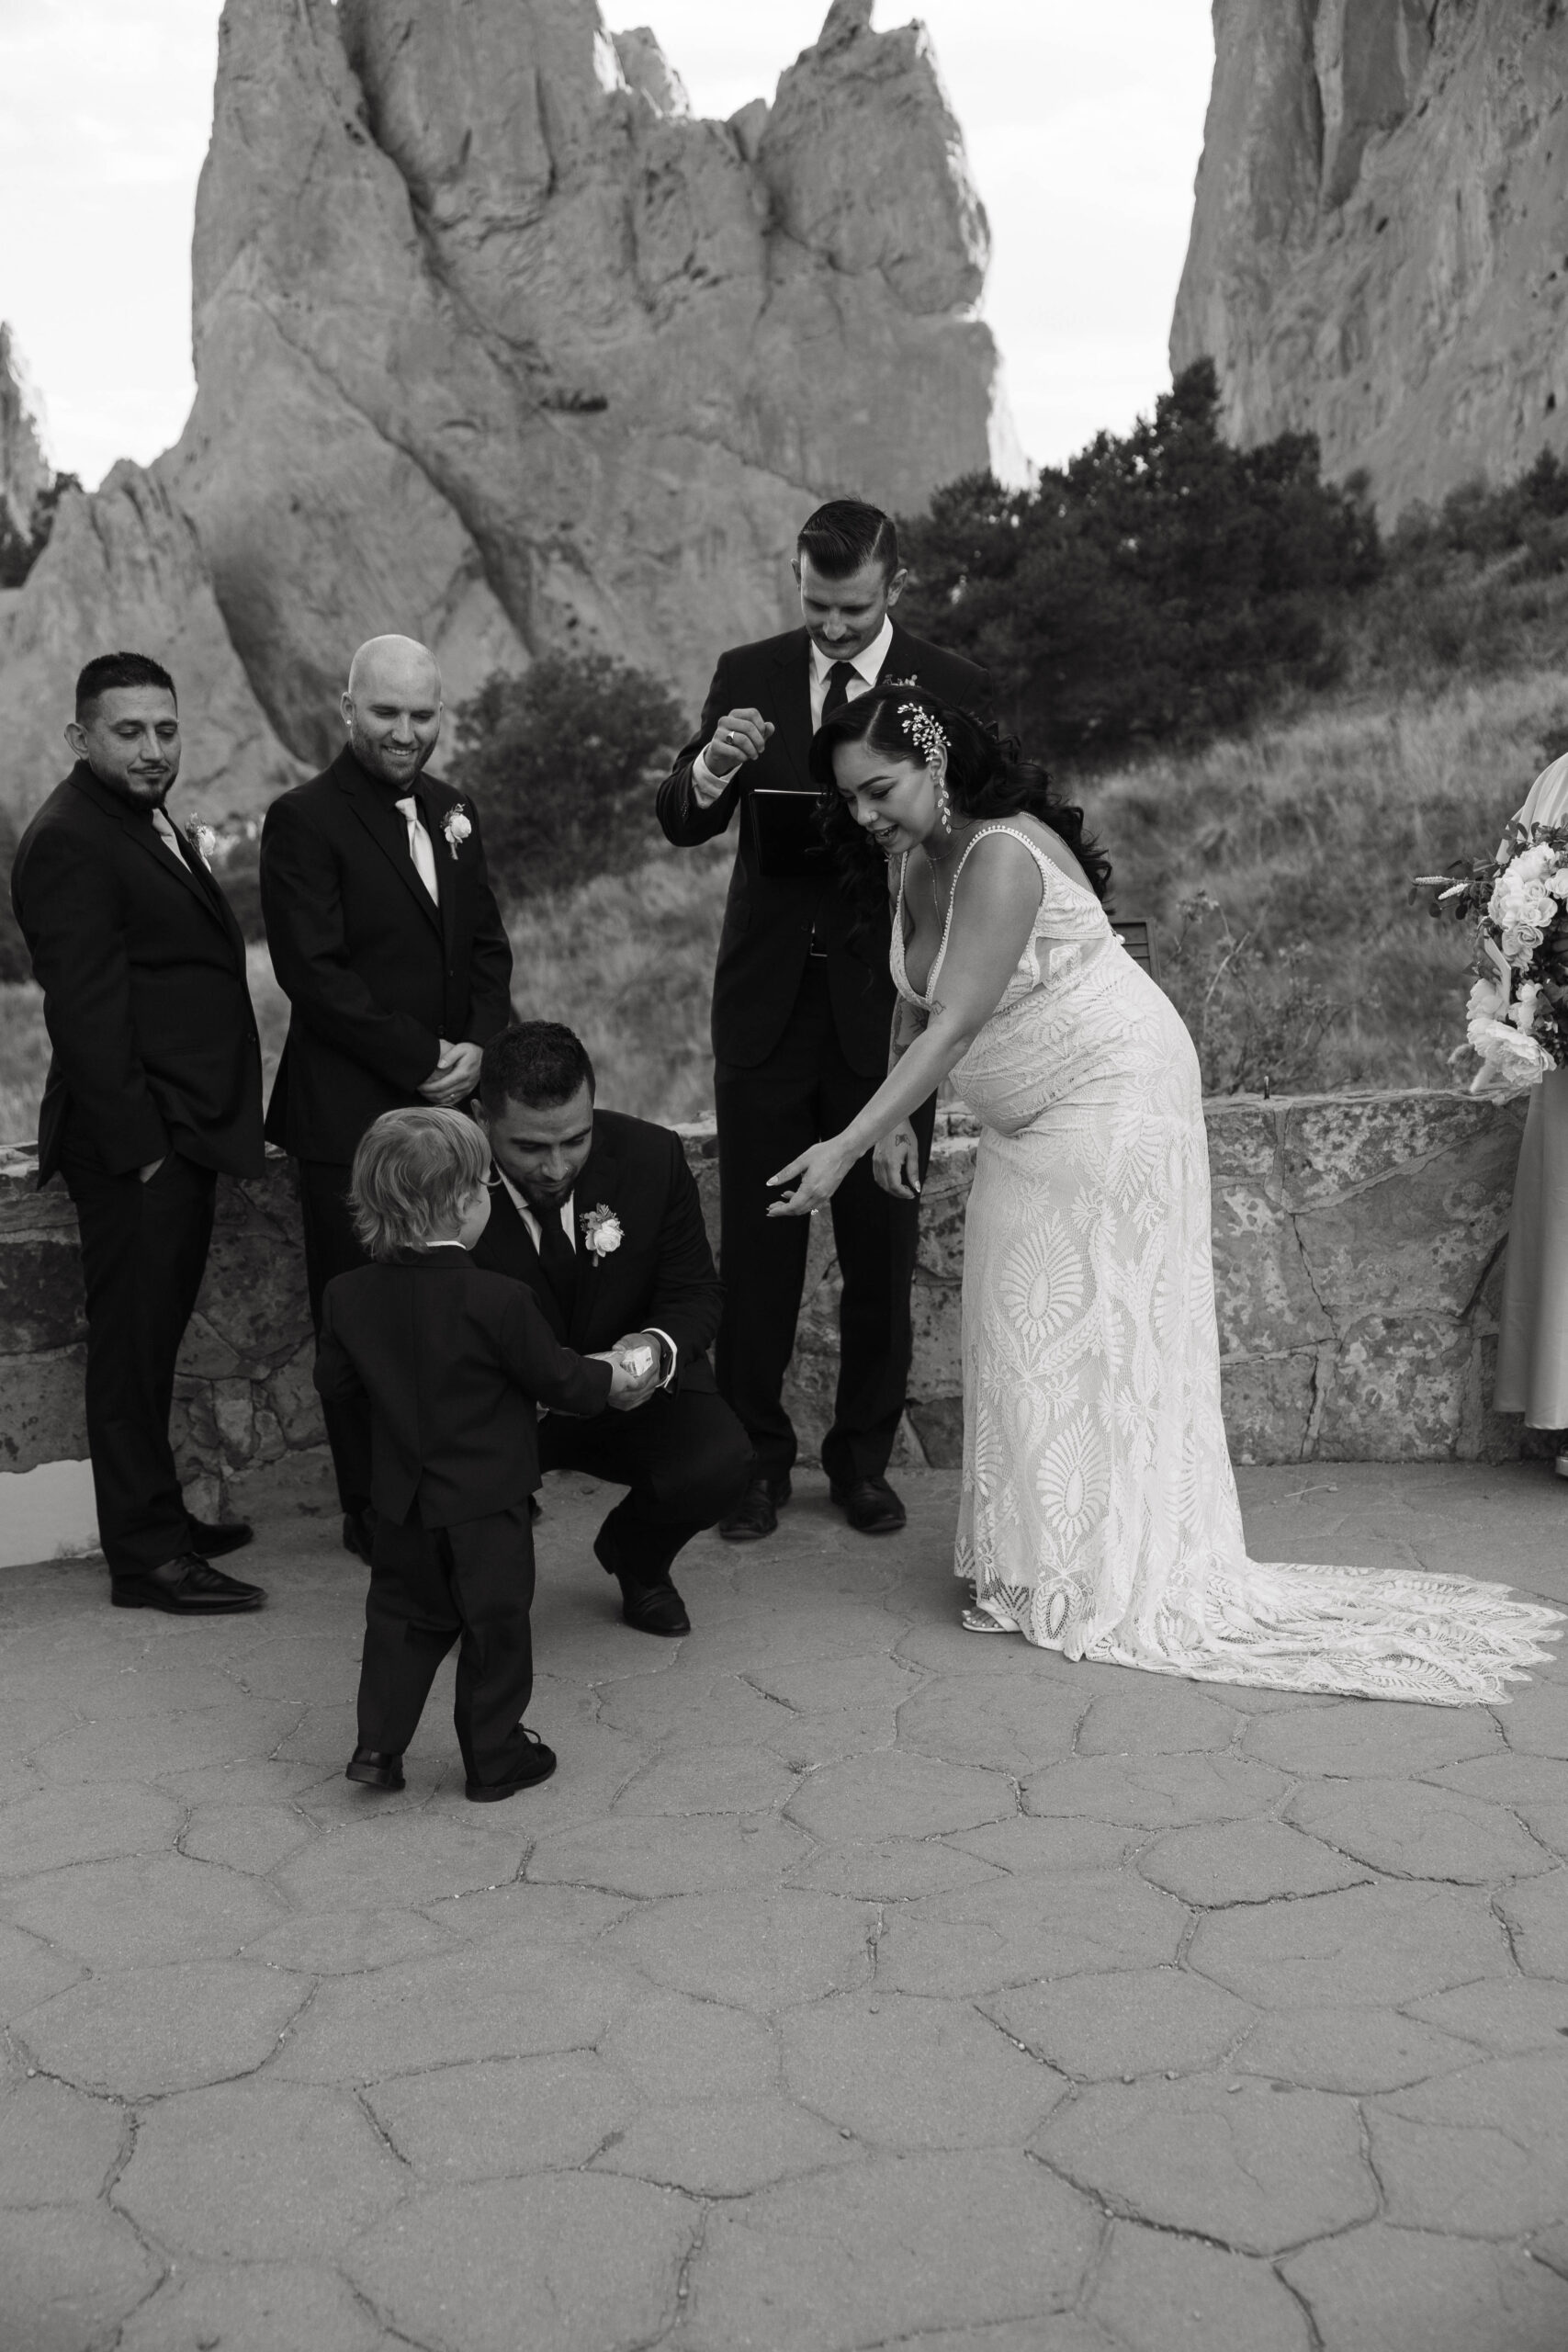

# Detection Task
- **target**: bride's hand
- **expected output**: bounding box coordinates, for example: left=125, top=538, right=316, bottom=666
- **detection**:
left=873, top=1121, right=922, bottom=1200
left=767, top=1137, right=856, bottom=1217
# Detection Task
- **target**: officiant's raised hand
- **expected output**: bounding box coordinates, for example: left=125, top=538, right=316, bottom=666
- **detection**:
left=705, top=707, right=773, bottom=781
left=419, top=1038, right=483, bottom=1107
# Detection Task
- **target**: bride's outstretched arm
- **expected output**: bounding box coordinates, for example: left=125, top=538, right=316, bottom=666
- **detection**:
left=873, top=997, right=930, bottom=1199
left=769, top=835, right=1046, bottom=1216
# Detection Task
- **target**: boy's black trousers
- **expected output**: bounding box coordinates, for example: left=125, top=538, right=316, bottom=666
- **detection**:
left=356, top=1503, right=537, bottom=1789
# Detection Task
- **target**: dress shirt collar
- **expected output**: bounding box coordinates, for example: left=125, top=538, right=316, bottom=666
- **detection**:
left=808, top=615, right=893, bottom=691
left=497, top=1168, right=574, bottom=1251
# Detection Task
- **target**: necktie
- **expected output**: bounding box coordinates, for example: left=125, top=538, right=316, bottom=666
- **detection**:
left=150, top=805, right=192, bottom=868
left=393, top=795, right=440, bottom=903
left=822, top=659, right=858, bottom=721
left=535, top=1200, right=578, bottom=1325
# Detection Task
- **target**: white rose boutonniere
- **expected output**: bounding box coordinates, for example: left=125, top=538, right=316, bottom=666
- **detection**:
left=186, top=817, right=218, bottom=868
left=581, top=1204, right=623, bottom=1260
left=442, top=804, right=473, bottom=860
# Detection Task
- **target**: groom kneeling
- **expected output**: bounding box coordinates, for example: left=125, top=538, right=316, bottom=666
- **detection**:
left=472, top=1023, right=751, bottom=1634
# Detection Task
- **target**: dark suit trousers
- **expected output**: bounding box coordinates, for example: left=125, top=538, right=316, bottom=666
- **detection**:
left=297, top=1159, right=373, bottom=1516
left=713, top=962, right=935, bottom=1487
left=357, top=1503, right=538, bottom=1788
left=59, top=1142, right=217, bottom=1577
left=540, top=1385, right=752, bottom=1581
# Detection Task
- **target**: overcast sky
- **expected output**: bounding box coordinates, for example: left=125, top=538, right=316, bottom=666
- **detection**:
left=0, top=0, right=1213, bottom=490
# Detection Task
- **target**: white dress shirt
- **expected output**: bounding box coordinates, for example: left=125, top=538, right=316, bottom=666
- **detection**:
left=494, top=1170, right=677, bottom=1389
left=689, top=615, right=896, bottom=807
left=393, top=795, right=440, bottom=902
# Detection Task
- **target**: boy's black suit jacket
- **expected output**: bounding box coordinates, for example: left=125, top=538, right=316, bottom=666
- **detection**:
left=655, top=621, right=990, bottom=1075
left=314, top=1250, right=612, bottom=1529
left=260, top=745, right=513, bottom=1163
left=470, top=1109, right=722, bottom=1390
left=10, top=763, right=264, bottom=1184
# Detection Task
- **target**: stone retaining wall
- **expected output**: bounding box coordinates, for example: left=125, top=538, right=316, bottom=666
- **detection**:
left=0, top=1092, right=1542, bottom=1535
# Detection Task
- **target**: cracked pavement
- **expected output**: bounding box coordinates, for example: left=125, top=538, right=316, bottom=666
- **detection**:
left=3, top=1461, right=1568, bottom=2352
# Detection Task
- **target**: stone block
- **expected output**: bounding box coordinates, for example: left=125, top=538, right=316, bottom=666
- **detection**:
left=1286, top=1777, right=1553, bottom=1884
left=526, top=1813, right=812, bottom=1897
left=1282, top=2224, right=1568, bottom=2352
left=0, top=1343, right=86, bottom=1471
left=1187, top=1881, right=1511, bottom=2009
left=603, top=1888, right=877, bottom=2008
left=1314, top=1314, right=1476, bottom=1459
left=1367, top=2051, right=1568, bottom=2235
left=1280, top=1092, right=1523, bottom=1214
left=15, top=1958, right=309, bottom=2098
left=1138, top=1820, right=1371, bottom=1905
left=1024, top=1753, right=1291, bottom=1830
left=1087, top=2220, right=1313, bottom=2352
left=366, top=2051, right=634, bottom=2177
left=1234, top=2006, right=1478, bottom=2094
left=0, top=1781, right=182, bottom=1876
left=0, top=2205, right=162, bottom=2349
left=1034, top=2072, right=1376, bottom=2256
left=118, top=2079, right=403, bottom=2260
left=118, top=2261, right=385, bottom=2352
left=905, top=1392, right=964, bottom=1465
left=874, top=1871, right=1185, bottom=1996
left=0, top=2073, right=124, bottom=2205
left=786, top=1749, right=1015, bottom=1841
left=0, top=1228, right=85, bottom=1350
left=241, top=1906, right=451, bottom=1976
left=265, top=1338, right=326, bottom=1449
left=908, top=1273, right=964, bottom=1398
left=194, top=1174, right=312, bottom=1369
left=1210, top=1196, right=1328, bottom=1362
left=4, top=1851, right=285, bottom=1967
left=984, top=1965, right=1256, bottom=2082
left=1497, top=1870, right=1568, bottom=1979
left=599, top=1991, right=778, bottom=2105
left=1218, top=1351, right=1316, bottom=1464
left=781, top=1990, right=1066, bottom=2146
left=595, top=2093, right=856, bottom=2193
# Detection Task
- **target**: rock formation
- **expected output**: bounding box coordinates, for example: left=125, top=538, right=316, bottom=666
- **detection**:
left=0, top=0, right=1004, bottom=817
left=0, top=464, right=302, bottom=820
left=0, top=329, right=50, bottom=545
left=1172, top=0, right=1568, bottom=515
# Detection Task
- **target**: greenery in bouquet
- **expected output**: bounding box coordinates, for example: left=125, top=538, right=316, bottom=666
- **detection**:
left=1415, top=820, right=1568, bottom=1097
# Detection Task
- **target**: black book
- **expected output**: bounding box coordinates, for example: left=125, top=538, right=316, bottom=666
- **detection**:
left=748, top=788, right=830, bottom=880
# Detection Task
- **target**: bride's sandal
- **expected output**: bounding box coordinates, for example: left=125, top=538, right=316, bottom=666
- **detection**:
left=961, top=1599, right=1020, bottom=1634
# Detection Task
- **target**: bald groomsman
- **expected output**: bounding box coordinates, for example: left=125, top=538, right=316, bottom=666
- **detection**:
left=261, top=636, right=513, bottom=1558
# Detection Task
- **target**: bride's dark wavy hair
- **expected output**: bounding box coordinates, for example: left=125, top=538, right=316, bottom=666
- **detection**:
left=808, top=683, right=1112, bottom=936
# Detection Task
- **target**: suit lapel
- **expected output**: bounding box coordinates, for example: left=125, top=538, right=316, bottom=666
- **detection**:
left=568, top=1126, right=622, bottom=1348
left=484, top=1180, right=568, bottom=1340
left=333, top=750, right=443, bottom=935
left=67, top=768, right=234, bottom=938
left=767, top=632, right=814, bottom=792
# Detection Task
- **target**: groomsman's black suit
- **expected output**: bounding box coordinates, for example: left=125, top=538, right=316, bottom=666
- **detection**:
left=469, top=1108, right=751, bottom=1582
left=315, top=1250, right=611, bottom=1788
left=260, top=744, right=513, bottom=1518
left=656, top=619, right=989, bottom=1490
left=10, top=763, right=265, bottom=1577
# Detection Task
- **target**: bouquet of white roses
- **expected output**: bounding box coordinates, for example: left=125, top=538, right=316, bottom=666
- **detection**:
left=1415, top=819, right=1568, bottom=1100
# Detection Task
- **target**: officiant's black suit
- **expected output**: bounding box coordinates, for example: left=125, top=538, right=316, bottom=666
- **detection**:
left=469, top=1108, right=751, bottom=1579
left=260, top=745, right=513, bottom=1518
left=656, top=621, right=989, bottom=1488
left=10, top=763, right=264, bottom=1577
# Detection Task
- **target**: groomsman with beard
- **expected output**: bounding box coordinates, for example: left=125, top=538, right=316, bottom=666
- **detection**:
left=11, top=653, right=266, bottom=1612
left=657, top=500, right=989, bottom=1542
left=261, top=635, right=513, bottom=1563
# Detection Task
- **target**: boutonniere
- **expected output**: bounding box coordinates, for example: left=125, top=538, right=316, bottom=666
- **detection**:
left=441, top=803, right=472, bottom=860
left=581, top=1204, right=623, bottom=1261
left=186, top=817, right=217, bottom=868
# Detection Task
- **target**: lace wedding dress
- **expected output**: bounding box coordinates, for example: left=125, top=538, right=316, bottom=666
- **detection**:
left=893, top=823, right=1561, bottom=1704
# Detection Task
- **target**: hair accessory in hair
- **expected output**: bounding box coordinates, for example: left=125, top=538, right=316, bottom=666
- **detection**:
left=897, top=701, right=948, bottom=766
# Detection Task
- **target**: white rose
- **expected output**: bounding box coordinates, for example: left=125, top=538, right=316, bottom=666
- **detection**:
left=1468, top=1017, right=1555, bottom=1098
left=1467, top=974, right=1507, bottom=1024
left=1511, top=979, right=1542, bottom=1034
left=1501, top=922, right=1545, bottom=960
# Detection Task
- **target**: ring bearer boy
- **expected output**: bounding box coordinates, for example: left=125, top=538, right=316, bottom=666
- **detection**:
left=314, top=1108, right=637, bottom=1802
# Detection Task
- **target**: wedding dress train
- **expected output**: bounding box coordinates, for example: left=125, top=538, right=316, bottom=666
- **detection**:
left=893, top=825, right=1561, bottom=1704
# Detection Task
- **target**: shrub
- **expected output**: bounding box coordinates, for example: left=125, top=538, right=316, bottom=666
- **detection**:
left=446, top=652, right=685, bottom=902
left=898, top=361, right=1380, bottom=767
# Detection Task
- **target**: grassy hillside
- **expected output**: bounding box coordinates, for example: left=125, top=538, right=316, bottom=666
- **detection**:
left=2, top=673, right=1562, bottom=1148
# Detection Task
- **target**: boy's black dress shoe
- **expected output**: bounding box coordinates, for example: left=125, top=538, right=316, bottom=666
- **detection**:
left=187, top=1517, right=254, bottom=1558
left=111, top=1555, right=266, bottom=1612
left=716, top=1473, right=791, bottom=1543
left=593, top=1524, right=691, bottom=1636
left=829, top=1476, right=907, bottom=1536
left=345, top=1747, right=404, bottom=1791
left=467, top=1731, right=557, bottom=1801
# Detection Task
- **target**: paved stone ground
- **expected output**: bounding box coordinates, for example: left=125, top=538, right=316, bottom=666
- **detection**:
left=3, top=1463, right=1568, bottom=2352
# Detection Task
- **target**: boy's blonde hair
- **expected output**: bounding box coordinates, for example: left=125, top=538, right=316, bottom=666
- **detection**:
left=348, top=1108, right=491, bottom=1260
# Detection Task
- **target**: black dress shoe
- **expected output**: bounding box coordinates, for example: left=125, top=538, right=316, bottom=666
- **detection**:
left=717, top=1473, right=791, bottom=1543
left=467, top=1730, right=558, bottom=1801
left=829, top=1476, right=908, bottom=1536
left=592, top=1523, right=693, bottom=1637
left=187, top=1516, right=254, bottom=1558
left=342, top=1509, right=378, bottom=1564
left=111, top=1555, right=266, bottom=1613
left=345, top=1747, right=404, bottom=1791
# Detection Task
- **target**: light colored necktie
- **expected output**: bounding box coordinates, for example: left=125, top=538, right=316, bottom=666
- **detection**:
left=150, top=805, right=191, bottom=867
left=393, top=794, right=440, bottom=903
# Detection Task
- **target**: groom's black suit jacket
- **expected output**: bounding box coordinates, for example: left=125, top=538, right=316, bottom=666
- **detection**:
left=470, top=1109, right=722, bottom=1392
left=260, top=745, right=513, bottom=1163
left=11, top=763, right=265, bottom=1183
left=656, top=621, right=990, bottom=1075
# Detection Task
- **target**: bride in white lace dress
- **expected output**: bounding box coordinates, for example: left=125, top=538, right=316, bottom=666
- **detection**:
left=768, top=684, right=1560, bottom=1705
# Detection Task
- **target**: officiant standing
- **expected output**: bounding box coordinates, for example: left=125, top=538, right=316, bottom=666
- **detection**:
left=657, top=500, right=989, bottom=1540
left=11, top=653, right=266, bottom=1612
left=261, top=635, right=513, bottom=1561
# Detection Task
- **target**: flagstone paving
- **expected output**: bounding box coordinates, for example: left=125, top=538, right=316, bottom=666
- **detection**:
left=2, top=1460, right=1568, bottom=2352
